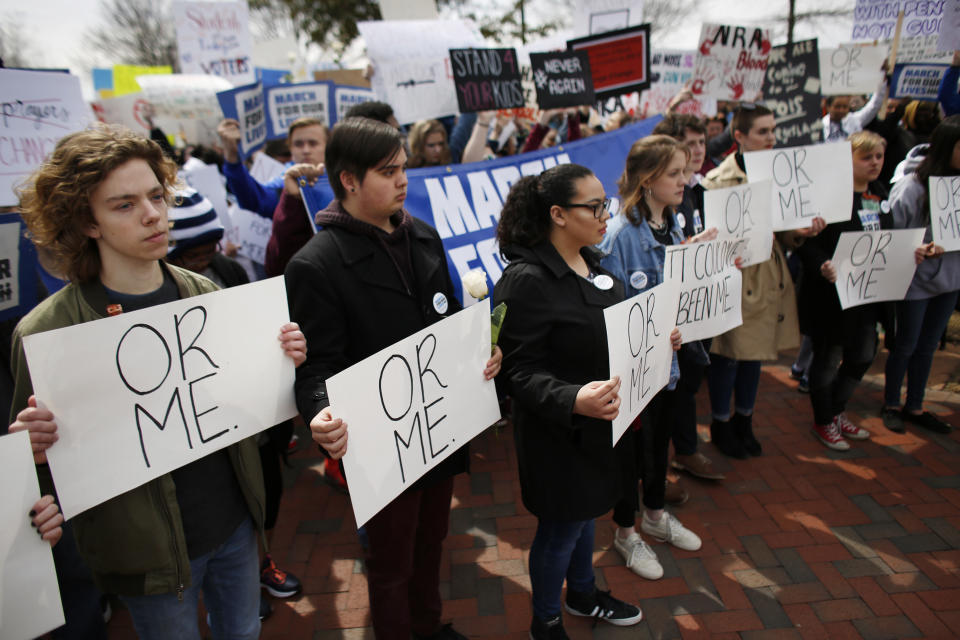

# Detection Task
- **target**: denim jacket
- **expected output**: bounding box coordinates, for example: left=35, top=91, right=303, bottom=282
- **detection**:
left=598, top=208, right=685, bottom=389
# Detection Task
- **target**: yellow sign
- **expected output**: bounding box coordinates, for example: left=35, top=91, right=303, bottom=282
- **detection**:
left=112, top=65, right=173, bottom=96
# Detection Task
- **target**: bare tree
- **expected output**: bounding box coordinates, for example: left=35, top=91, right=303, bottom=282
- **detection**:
left=85, top=0, right=178, bottom=68
left=0, top=12, right=37, bottom=68
left=644, top=0, right=705, bottom=40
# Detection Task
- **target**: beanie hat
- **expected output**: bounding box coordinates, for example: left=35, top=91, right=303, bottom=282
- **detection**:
left=167, top=187, right=224, bottom=259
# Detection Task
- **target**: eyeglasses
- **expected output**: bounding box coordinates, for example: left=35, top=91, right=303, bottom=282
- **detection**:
left=563, top=198, right=611, bottom=219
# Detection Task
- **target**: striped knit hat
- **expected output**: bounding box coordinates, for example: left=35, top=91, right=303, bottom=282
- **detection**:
left=167, top=187, right=224, bottom=258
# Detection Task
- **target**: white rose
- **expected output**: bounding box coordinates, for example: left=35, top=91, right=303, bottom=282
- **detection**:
left=461, top=268, right=489, bottom=300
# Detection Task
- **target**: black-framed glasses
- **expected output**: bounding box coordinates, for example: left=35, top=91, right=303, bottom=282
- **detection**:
left=563, top=198, right=611, bottom=219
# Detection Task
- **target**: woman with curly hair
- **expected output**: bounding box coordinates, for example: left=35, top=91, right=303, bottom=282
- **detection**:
left=407, top=119, right=452, bottom=168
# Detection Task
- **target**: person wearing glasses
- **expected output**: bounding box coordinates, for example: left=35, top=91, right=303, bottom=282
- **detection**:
left=493, top=163, right=643, bottom=639
left=598, top=135, right=707, bottom=581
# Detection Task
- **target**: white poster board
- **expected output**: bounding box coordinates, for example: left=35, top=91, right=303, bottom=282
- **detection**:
left=604, top=283, right=678, bottom=445
left=358, top=19, right=484, bottom=124
left=328, top=300, right=500, bottom=527
left=574, top=0, right=645, bottom=37
left=819, top=44, right=887, bottom=96
left=937, top=0, right=960, bottom=52
left=135, top=74, right=234, bottom=146
left=181, top=163, right=232, bottom=233
left=0, top=430, right=65, bottom=640
left=172, top=0, right=256, bottom=86
left=378, top=0, right=439, bottom=21
left=0, top=69, right=94, bottom=206
left=230, top=206, right=272, bottom=264
left=250, top=151, right=287, bottom=184
left=852, top=0, right=944, bottom=41
left=743, top=142, right=854, bottom=231
left=930, top=176, right=960, bottom=252
left=24, top=278, right=297, bottom=519
left=664, top=240, right=744, bottom=343
left=832, top=229, right=925, bottom=309
left=704, top=180, right=774, bottom=267
left=0, top=222, right=22, bottom=314
left=639, top=50, right=716, bottom=118
left=91, top=93, right=152, bottom=136
left=691, top=24, right=772, bottom=101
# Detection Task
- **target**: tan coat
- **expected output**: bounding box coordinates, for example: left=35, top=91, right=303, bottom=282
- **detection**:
left=702, top=153, right=802, bottom=361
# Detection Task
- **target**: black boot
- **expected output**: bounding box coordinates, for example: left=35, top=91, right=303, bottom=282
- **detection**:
left=733, top=412, right=762, bottom=456
left=711, top=419, right=747, bottom=459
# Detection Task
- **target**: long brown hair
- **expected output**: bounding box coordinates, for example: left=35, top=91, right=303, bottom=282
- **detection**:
left=407, top=119, right=451, bottom=168
left=617, top=135, right=688, bottom=225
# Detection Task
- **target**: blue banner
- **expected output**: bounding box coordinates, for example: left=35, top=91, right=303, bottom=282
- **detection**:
left=302, top=116, right=661, bottom=302
left=0, top=213, right=39, bottom=323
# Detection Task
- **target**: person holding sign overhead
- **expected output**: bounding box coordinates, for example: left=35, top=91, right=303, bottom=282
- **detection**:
left=8, top=125, right=308, bottom=640
left=493, top=163, right=644, bottom=639
left=285, top=117, right=502, bottom=640
left=882, top=115, right=960, bottom=435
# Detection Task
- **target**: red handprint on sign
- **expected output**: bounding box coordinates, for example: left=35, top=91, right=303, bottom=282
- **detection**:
left=727, top=75, right=745, bottom=100
left=699, top=40, right=712, bottom=57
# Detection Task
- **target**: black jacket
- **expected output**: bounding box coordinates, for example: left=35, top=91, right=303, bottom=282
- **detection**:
left=493, top=241, right=631, bottom=521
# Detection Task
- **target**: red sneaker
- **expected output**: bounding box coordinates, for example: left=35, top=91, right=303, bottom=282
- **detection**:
left=835, top=414, right=869, bottom=440
left=324, top=457, right=349, bottom=494
left=812, top=421, right=850, bottom=451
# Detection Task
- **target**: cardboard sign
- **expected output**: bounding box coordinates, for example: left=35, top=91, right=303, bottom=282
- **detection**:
left=266, top=82, right=332, bottom=130
left=604, top=283, right=679, bottom=445
left=529, top=50, right=595, bottom=109
left=664, top=240, right=744, bottom=343
left=819, top=44, right=887, bottom=96
left=937, top=0, right=960, bottom=52
left=0, top=214, right=39, bottom=323
left=327, top=300, right=500, bottom=527
left=744, top=142, right=854, bottom=231
left=0, top=69, right=94, bottom=207
left=0, top=430, right=65, bottom=640
left=763, top=40, right=823, bottom=148
left=230, top=205, right=272, bottom=264
left=832, top=229, right=925, bottom=309
left=450, top=48, right=525, bottom=112
left=691, top=24, right=772, bottom=101
left=568, top=24, right=652, bottom=101
left=216, top=82, right=267, bottom=158
left=24, top=278, right=297, bottom=519
left=852, top=0, right=945, bottom=40
left=333, top=85, right=376, bottom=125
left=890, top=63, right=950, bottom=99
left=639, top=49, right=716, bottom=118
left=172, top=0, right=255, bottom=86
left=930, top=176, right=960, bottom=252
left=703, top=181, right=775, bottom=268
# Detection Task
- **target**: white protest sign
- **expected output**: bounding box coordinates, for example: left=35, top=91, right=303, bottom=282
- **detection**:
left=852, top=0, right=944, bottom=41
left=136, top=74, right=233, bottom=146
left=250, top=151, right=287, bottom=184
left=328, top=300, right=500, bottom=527
left=938, top=0, right=960, bottom=52
left=24, top=278, right=296, bottom=519
left=181, top=163, right=232, bottom=233
left=894, top=35, right=954, bottom=62
left=0, top=222, right=22, bottom=314
left=173, top=0, right=255, bottom=86
left=230, top=205, right=272, bottom=264
left=833, top=229, right=925, bottom=308
left=0, top=69, right=94, bottom=207
left=0, top=431, right=65, bottom=640
left=91, top=93, right=151, bottom=136
left=267, top=83, right=331, bottom=131
left=604, top=283, right=678, bottom=445
left=704, top=181, right=774, bottom=268
left=639, top=50, right=717, bottom=118
left=378, top=0, right=439, bottom=20
left=691, top=24, right=772, bottom=102
left=744, top=142, right=854, bottom=231
left=574, top=0, right=645, bottom=37
left=664, top=240, right=743, bottom=343
left=930, top=176, right=960, bottom=252
left=358, top=19, right=484, bottom=124
left=819, top=44, right=887, bottom=96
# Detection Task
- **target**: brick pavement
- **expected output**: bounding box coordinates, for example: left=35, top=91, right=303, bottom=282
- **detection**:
left=105, top=352, right=960, bottom=639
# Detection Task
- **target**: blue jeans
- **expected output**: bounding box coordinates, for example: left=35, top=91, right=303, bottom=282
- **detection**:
left=884, top=291, right=960, bottom=412
left=119, top=518, right=260, bottom=640
left=707, top=355, right=762, bottom=421
left=529, top=518, right=596, bottom=621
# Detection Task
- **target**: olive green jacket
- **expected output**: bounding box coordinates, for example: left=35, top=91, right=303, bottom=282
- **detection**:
left=9, top=262, right=266, bottom=596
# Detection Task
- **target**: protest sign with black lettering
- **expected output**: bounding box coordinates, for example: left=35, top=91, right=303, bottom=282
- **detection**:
left=0, top=430, right=64, bottom=640
left=0, top=69, right=93, bottom=207
left=568, top=24, right=652, bottom=101
left=852, top=0, right=944, bottom=41
left=937, top=0, right=960, bottom=52
left=832, top=228, right=925, bottom=309
left=230, top=206, right=272, bottom=264
left=664, top=240, right=743, bottom=343
left=333, top=85, right=376, bottom=125
left=450, top=48, right=525, bottom=112
left=930, top=176, right=960, bottom=252
left=172, top=0, right=255, bottom=86
left=266, top=82, right=332, bottom=130
left=529, top=50, right=595, bottom=109
left=604, top=283, right=679, bottom=445
left=691, top=24, right=772, bottom=101
left=0, top=213, right=39, bottom=323
left=703, top=181, right=774, bottom=267
left=24, top=278, right=297, bottom=519
left=639, top=49, right=717, bottom=118
left=762, top=40, right=823, bottom=147
left=819, top=43, right=887, bottom=96
left=216, top=82, right=267, bottom=158
left=744, top=142, right=854, bottom=231
left=328, top=300, right=500, bottom=527
left=890, top=63, right=950, bottom=99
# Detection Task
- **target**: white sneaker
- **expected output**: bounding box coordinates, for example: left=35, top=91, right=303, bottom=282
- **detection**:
left=641, top=512, right=702, bottom=551
left=835, top=414, right=870, bottom=440
left=613, top=530, right=663, bottom=580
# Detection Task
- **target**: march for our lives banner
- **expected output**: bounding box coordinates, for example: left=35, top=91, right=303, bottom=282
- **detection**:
left=302, top=117, right=661, bottom=303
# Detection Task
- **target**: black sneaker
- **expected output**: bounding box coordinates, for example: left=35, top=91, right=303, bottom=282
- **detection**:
left=260, top=553, right=302, bottom=598
left=564, top=588, right=642, bottom=627
left=529, top=615, right=569, bottom=640
left=413, top=623, right=468, bottom=640
left=259, top=592, right=273, bottom=621
left=903, top=410, right=953, bottom=434
left=881, top=407, right=905, bottom=433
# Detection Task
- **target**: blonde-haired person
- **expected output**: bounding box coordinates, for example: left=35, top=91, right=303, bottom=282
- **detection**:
left=9, top=124, right=307, bottom=640
left=407, top=119, right=452, bottom=168
left=795, top=130, right=891, bottom=450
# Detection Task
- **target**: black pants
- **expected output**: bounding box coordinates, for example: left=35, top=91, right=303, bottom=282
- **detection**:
left=809, top=322, right=877, bottom=426
left=50, top=522, right=108, bottom=640
left=671, top=342, right=710, bottom=456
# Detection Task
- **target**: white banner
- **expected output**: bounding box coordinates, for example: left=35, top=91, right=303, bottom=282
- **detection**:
left=172, top=0, right=255, bottom=86
left=832, top=229, right=925, bottom=309
left=230, top=205, right=272, bottom=264
left=24, top=278, right=297, bottom=519
left=691, top=24, right=772, bottom=101
left=604, top=283, right=678, bottom=445
left=664, top=240, right=744, bottom=343
left=0, top=222, right=22, bottom=314
left=930, top=175, right=960, bottom=252
left=328, top=300, right=500, bottom=527
left=704, top=180, right=774, bottom=267
left=852, top=0, right=944, bottom=41
left=0, top=430, right=65, bottom=640
left=0, top=69, right=94, bottom=207
left=819, top=44, right=887, bottom=96
left=744, top=142, right=854, bottom=231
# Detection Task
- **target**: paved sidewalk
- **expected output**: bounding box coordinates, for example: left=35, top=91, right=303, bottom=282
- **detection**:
left=106, top=353, right=960, bottom=639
